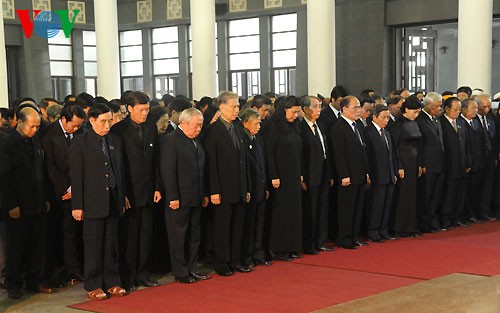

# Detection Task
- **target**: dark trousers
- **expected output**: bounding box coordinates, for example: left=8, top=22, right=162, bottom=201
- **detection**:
left=478, top=155, right=495, bottom=217
left=119, top=205, right=153, bottom=285
left=61, top=200, right=83, bottom=275
left=5, top=214, right=47, bottom=289
left=337, top=184, right=365, bottom=246
left=83, top=216, right=120, bottom=291
left=441, top=177, right=466, bottom=226
left=241, top=197, right=267, bottom=264
left=44, top=202, right=63, bottom=282
left=302, top=174, right=329, bottom=251
left=468, top=171, right=483, bottom=219
left=419, top=172, right=444, bottom=230
left=165, top=206, right=201, bottom=278
left=368, top=184, right=394, bottom=238
left=328, top=183, right=339, bottom=241
left=212, top=202, right=245, bottom=270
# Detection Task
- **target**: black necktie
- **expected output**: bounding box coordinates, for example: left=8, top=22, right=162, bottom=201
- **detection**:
left=380, top=128, right=389, bottom=150
left=313, top=124, right=326, bottom=159
left=101, top=138, right=117, bottom=189
left=482, top=115, right=489, bottom=131
left=138, top=124, right=144, bottom=144
left=352, top=122, right=363, bottom=145
left=65, top=132, right=72, bottom=146
left=228, top=124, right=240, bottom=150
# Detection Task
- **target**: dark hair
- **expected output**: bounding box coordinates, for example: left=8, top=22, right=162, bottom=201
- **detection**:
left=339, top=95, right=358, bottom=111
left=331, top=85, right=349, bottom=101
left=386, top=96, right=402, bottom=106
left=413, top=91, right=424, bottom=96
left=372, top=104, right=389, bottom=117
left=442, top=91, right=454, bottom=97
left=457, top=86, right=472, bottom=96
left=170, top=97, right=192, bottom=113
left=87, top=103, right=111, bottom=119
left=126, top=91, right=150, bottom=107
left=461, top=98, right=476, bottom=110
left=148, top=106, right=169, bottom=124
left=251, top=95, right=272, bottom=109
left=64, top=94, right=76, bottom=102
left=401, top=95, right=422, bottom=112
left=444, top=96, right=460, bottom=109
left=61, top=103, right=86, bottom=121
left=15, top=102, right=40, bottom=118
left=299, top=95, right=321, bottom=110
left=95, top=96, right=109, bottom=105
left=358, top=95, right=375, bottom=105
left=107, top=101, right=120, bottom=113
left=264, top=92, right=277, bottom=99
left=76, top=92, right=95, bottom=108
left=203, top=106, right=218, bottom=127
left=120, top=90, right=133, bottom=104
left=239, top=108, right=260, bottom=123
left=110, top=99, right=121, bottom=107
left=150, top=98, right=162, bottom=109
left=360, top=89, right=375, bottom=96
left=162, top=94, right=175, bottom=106
left=371, top=93, right=383, bottom=101
left=0, top=108, right=10, bottom=119
left=39, top=98, right=58, bottom=109
left=196, top=96, right=213, bottom=111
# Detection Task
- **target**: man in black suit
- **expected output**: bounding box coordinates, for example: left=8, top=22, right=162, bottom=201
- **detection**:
left=318, top=85, right=349, bottom=241
left=42, top=104, right=86, bottom=284
left=299, top=96, right=334, bottom=254
left=204, top=91, right=251, bottom=276
left=474, top=95, right=499, bottom=220
left=386, top=96, right=404, bottom=130
left=440, top=97, right=470, bottom=227
left=357, top=95, right=375, bottom=128
left=239, top=108, right=272, bottom=267
left=110, top=91, right=161, bottom=291
left=416, top=92, right=445, bottom=232
left=363, top=105, right=398, bottom=242
left=160, top=108, right=210, bottom=284
left=1, top=107, right=55, bottom=299
left=330, top=96, right=369, bottom=249
left=165, top=98, right=193, bottom=135
left=458, top=99, right=484, bottom=222
left=70, top=103, right=129, bottom=300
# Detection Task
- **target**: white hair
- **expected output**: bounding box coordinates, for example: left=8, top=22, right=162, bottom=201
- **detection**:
left=423, top=92, right=442, bottom=106
left=179, top=108, right=203, bottom=123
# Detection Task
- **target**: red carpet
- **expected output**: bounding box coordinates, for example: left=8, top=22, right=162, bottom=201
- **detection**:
left=69, top=221, right=500, bottom=313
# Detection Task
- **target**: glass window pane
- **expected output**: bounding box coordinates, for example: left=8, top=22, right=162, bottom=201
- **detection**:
left=48, top=31, right=72, bottom=45
left=50, top=61, right=73, bottom=76
left=123, top=78, right=134, bottom=91
left=154, top=59, right=180, bottom=75
left=272, top=32, right=297, bottom=50
left=84, top=62, right=97, bottom=77
left=229, top=35, right=260, bottom=54
left=120, top=30, right=142, bottom=46
left=153, top=43, right=179, bottom=59
left=152, top=27, right=178, bottom=44
left=59, top=78, right=73, bottom=98
left=83, top=31, right=96, bottom=46
left=136, top=77, right=144, bottom=91
left=84, top=46, right=97, bottom=61
left=120, top=46, right=143, bottom=61
left=229, top=18, right=259, bottom=37
left=231, top=72, right=243, bottom=96
left=85, top=78, right=96, bottom=97
left=121, top=61, right=143, bottom=76
left=272, top=14, right=297, bottom=32
left=230, top=53, right=260, bottom=70
left=273, top=50, right=296, bottom=68
left=49, top=45, right=72, bottom=61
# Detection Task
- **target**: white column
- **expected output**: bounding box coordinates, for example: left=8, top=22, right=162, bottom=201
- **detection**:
left=457, top=0, right=493, bottom=95
left=94, top=0, right=121, bottom=99
left=190, top=0, right=217, bottom=99
left=307, top=0, right=335, bottom=96
left=0, top=5, right=9, bottom=108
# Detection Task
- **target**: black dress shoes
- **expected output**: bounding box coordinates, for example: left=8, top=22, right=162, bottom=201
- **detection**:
left=254, top=258, right=272, bottom=266
left=273, top=253, right=293, bottom=261
left=215, top=267, right=234, bottom=276
left=369, top=237, right=385, bottom=243
left=137, top=280, right=159, bottom=287
left=234, top=265, right=253, bottom=273
left=69, top=272, right=84, bottom=285
left=7, top=288, right=22, bottom=299
left=190, top=272, right=211, bottom=281
left=304, top=248, right=319, bottom=255
left=339, top=243, right=357, bottom=250
left=318, top=246, right=335, bottom=252
left=354, top=240, right=368, bottom=247
left=289, top=252, right=302, bottom=259
left=175, top=276, right=196, bottom=284
left=381, top=235, right=397, bottom=241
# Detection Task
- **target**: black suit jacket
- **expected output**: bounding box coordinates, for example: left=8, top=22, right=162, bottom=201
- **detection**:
left=1, top=131, right=47, bottom=217
left=203, top=118, right=249, bottom=204
left=70, top=129, right=126, bottom=218
left=111, top=118, right=160, bottom=208
left=42, top=121, right=83, bottom=198
left=317, top=105, right=339, bottom=133
left=416, top=112, right=444, bottom=173
left=160, top=128, right=206, bottom=207
left=474, top=114, right=499, bottom=158
left=299, top=119, right=330, bottom=188
left=440, top=116, right=467, bottom=179
left=242, top=132, right=267, bottom=202
left=363, top=123, right=397, bottom=185
left=458, top=116, right=483, bottom=173
left=330, top=117, right=368, bottom=185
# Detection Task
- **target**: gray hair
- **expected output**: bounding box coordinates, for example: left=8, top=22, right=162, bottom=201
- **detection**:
left=47, top=104, right=63, bottom=121
left=474, top=94, right=491, bottom=106
left=372, top=104, right=389, bottom=117
left=179, top=107, right=203, bottom=124
left=461, top=98, right=476, bottom=111
left=423, top=92, right=442, bottom=106
left=217, top=91, right=239, bottom=107
left=239, top=108, right=260, bottom=123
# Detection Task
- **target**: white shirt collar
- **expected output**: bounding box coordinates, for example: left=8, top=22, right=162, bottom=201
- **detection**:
left=170, top=121, right=178, bottom=129
left=460, top=113, right=472, bottom=124
left=304, top=116, right=316, bottom=129
left=444, top=114, right=455, bottom=125
left=372, top=120, right=383, bottom=132
left=329, top=104, right=340, bottom=117
left=422, top=109, right=433, bottom=120
left=342, top=115, right=355, bottom=126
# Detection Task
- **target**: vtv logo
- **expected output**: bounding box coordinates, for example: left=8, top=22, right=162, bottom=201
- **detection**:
left=16, top=10, right=80, bottom=39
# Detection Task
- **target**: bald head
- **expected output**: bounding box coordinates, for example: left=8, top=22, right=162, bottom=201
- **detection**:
left=17, top=107, right=41, bottom=138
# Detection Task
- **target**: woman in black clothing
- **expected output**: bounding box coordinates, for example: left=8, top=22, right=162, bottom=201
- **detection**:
left=391, top=96, right=424, bottom=237
left=263, top=96, right=303, bottom=261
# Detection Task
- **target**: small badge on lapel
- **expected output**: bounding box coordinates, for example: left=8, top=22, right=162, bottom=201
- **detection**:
left=109, top=146, right=115, bottom=151
left=249, top=144, right=253, bottom=150
left=150, top=143, right=153, bottom=147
